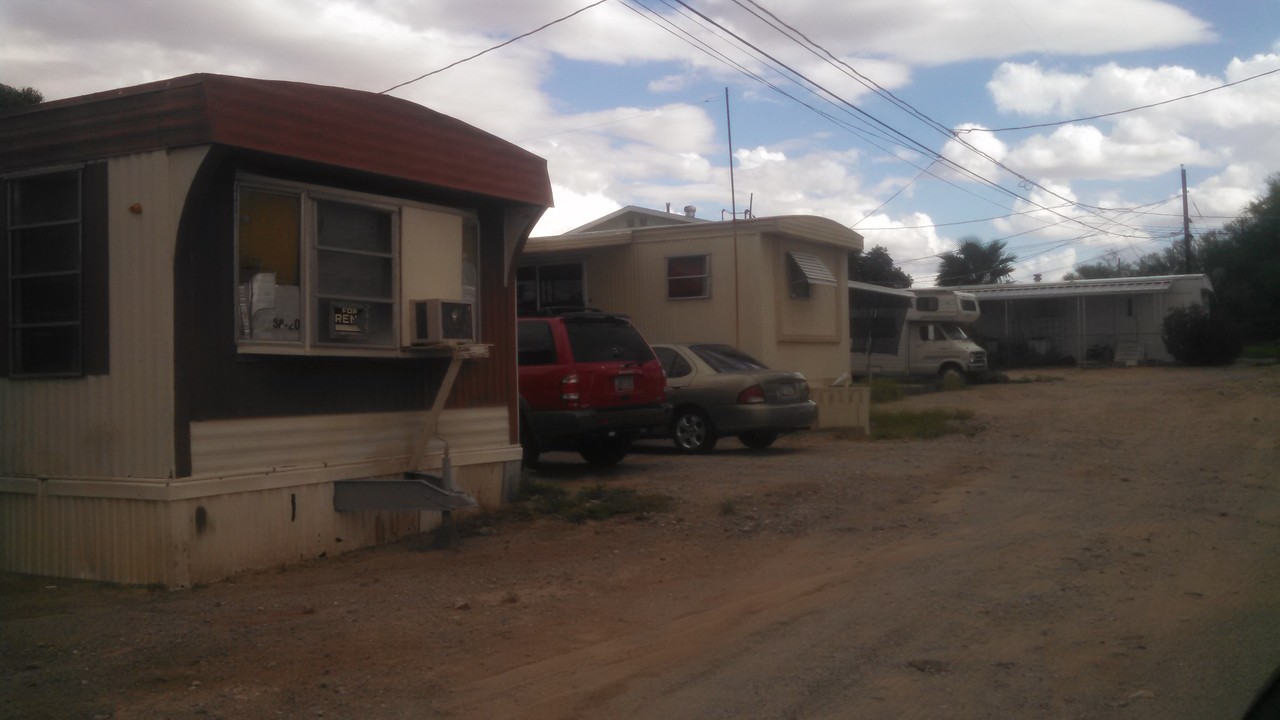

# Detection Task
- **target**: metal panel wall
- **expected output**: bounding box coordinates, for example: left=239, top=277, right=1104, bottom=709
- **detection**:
left=188, top=406, right=513, bottom=479
left=0, top=491, right=171, bottom=585
left=1, top=149, right=204, bottom=480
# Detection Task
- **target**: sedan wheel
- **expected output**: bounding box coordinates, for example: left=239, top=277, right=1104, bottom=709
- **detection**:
left=672, top=409, right=718, bottom=453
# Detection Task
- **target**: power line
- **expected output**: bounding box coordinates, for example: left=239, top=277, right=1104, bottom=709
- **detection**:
left=718, top=0, right=1151, bottom=238
left=957, top=66, right=1280, bottom=134
left=380, top=0, right=609, bottom=95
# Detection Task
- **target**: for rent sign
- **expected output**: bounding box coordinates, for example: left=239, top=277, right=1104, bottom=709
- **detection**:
left=328, top=302, right=368, bottom=339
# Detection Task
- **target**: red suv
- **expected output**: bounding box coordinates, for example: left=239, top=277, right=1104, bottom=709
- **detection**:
left=517, top=311, right=669, bottom=466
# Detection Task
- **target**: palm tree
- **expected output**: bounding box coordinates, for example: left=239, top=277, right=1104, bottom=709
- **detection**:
left=936, top=236, right=1017, bottom=286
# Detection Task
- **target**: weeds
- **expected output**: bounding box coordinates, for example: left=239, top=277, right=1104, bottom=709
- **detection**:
left=869, top=408, right=977, bottom=440
left=869, top=376, right=905, bottom=403
left=512, top=480, right=672, bottom=523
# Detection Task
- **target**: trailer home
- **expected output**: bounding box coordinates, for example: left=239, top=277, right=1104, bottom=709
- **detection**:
left=0, top=74, right=551, bottom=587
left=521, top=208, right=871, bottom=430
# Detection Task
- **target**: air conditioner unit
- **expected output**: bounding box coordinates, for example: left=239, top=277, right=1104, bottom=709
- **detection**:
left=409, top=299, right=475, bottom=345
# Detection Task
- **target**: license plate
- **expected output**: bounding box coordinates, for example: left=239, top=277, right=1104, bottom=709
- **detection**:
left=615, top=375, right=635, bottom=392
left=777, top=384, right=797, bottom=398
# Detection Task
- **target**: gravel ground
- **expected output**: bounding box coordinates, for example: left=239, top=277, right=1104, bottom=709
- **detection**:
left=3, top=364, right=1279, bottom=720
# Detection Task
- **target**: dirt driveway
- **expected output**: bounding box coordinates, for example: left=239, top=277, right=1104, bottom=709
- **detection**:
left=3, top=365, right=1279, bottom=720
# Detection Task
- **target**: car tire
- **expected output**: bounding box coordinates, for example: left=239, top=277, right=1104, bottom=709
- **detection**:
left=578, top=437, right=629, bottom=466
left=672, top=409, right=718, bottom=454
left=738, top=431, right=779, bottom=450
left=939, top=365, right=965, bottom=383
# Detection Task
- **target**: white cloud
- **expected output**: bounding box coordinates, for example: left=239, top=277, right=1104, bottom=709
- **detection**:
left=2, top=0, right=1270, bottom=269
left=704, top=0, right=1214, bottom=67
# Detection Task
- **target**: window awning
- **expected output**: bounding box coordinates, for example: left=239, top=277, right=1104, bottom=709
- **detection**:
left=788, top=251, right=837, bottom=287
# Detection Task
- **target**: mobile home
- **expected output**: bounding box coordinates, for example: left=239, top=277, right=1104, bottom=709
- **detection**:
left=521, top=208, right=871, bottom=430
left=1, top=74, right=551, bottom=586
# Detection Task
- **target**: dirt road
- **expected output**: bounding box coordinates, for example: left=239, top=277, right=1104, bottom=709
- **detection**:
left=3, top=365, right=1279, bottom=719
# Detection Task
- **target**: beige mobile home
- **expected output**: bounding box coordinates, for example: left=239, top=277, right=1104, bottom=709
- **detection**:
left=520, top=207, right=869, bottom=429
left=962, top=274, right=1215, bottom=366
left=0, top=75, right=552, bottom=587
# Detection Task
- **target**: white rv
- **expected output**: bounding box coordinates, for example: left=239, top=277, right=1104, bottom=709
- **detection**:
left=849, top=281, right=988, bottom=380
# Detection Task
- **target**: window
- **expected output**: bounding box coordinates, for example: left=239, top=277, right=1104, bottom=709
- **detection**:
left=313, top=200, right=394, bottom=346
left=667, top=254, right=709, bottom=299
left=653, top=346, right=692, bottom=378
left=4, top=165, right=107, bottom=377
left=961, top=298, right=978, bottom=312
left=517, top=262, right=583, bottom=314
left=235, top=177, right=474, bottom=353
left=517, top=321, right=557, bottom=366
left=916, top=296, right=939, bottom=312
left=564, top=317, right=655, bottom=363
left=787, top=252, right=836, bottom=300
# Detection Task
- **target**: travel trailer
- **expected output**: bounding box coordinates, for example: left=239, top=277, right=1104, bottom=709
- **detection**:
left=849, top=282, right=988, bottom=380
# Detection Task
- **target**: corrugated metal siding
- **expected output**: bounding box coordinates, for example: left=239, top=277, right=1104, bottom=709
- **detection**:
left=178, top=486, right=422, bottom=586
left=188, top=406, right=511, bottom=478
left=0, top=491, right=170, bottom=585
left=1, top=150, right=197, bottom=479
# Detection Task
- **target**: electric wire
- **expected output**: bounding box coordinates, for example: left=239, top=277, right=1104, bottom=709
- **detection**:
left=957, top=66, right=1280, bottom=134
left=380, top=0, right=609, bottom=94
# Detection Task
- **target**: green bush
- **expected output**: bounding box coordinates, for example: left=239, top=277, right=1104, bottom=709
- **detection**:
left=1161, top=304, right=1244, bottom=366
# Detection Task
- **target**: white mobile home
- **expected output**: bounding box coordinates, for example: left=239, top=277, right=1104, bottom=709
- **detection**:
left=1, top=75, right=552, bottom=586
left=962, top=274, right=1215, bottom=365
left=520, top=208, right=869, bottom=429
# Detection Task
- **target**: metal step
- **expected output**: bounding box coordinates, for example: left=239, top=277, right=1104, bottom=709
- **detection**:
left=333, top=473, right=476, bottom=512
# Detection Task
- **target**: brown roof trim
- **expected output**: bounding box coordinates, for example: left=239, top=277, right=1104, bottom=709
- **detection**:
left=0, top=74, right=552, bottom=208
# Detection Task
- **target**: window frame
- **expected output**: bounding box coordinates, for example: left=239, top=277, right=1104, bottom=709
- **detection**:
left=787, top=256, right=811, bottom=300
left=3, top=163, right=107, bottom=379
left=234, top=175, right=477, bottom=357
left=666, top=253, right=710, bottom=300
left=517, top=261, right=585, bottom=314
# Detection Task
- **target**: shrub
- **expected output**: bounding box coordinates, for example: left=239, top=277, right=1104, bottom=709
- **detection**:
left=1161, top=304, right=1244, bottom=366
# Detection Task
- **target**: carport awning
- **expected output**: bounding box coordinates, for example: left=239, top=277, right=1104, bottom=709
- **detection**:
left=788, top=251, right=838, bottom=286
left=964, top=277, right=1177, bottom=299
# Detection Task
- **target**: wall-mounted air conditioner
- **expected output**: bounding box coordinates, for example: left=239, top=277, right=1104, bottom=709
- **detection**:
left=409, top=299, right=475, bottom=345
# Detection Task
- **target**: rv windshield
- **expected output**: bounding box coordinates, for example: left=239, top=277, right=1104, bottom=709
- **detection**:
left=941, top=324, right=969, bottom=340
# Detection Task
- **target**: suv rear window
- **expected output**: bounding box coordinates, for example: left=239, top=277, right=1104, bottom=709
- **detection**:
left=517, top=322, right=557, bottom=366
left=565, top=318, right=655, bottom=363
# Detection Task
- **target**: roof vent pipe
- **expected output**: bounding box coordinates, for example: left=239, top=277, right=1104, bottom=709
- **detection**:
left=684, top=205, right=696, bottom=218
left=666, top=203, right=671, bottom=213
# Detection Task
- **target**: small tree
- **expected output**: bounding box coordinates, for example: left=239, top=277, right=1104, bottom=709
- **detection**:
left=1161, top=304, right=1243, bottom=366
left=849, top=245, right=912, bottom=288
left=0, top=83, right=43, bottom=110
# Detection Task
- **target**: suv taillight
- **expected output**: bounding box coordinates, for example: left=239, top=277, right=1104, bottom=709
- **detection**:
left=737, top=385, right=766, bottom=404
left=561, top=373, right=581, bottom=407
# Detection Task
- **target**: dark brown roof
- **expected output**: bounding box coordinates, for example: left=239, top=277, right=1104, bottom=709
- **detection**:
left=0, top=74, right=552, bottom=208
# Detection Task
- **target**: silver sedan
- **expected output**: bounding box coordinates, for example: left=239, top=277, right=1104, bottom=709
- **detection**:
left=650, top=343, right=817, bottom=453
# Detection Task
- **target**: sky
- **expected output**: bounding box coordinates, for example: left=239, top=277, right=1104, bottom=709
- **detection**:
left=3, top=0, right=1278, bottom=285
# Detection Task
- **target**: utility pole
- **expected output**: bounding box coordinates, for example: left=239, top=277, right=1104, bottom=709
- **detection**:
left=726, top=87, right=741, bottom=347
left=1181, top=165, right=1193, bottom=273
